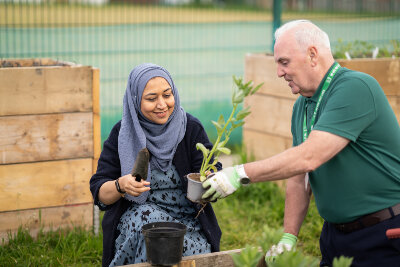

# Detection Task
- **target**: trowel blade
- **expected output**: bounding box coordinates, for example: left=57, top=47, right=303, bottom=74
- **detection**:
left=131, top=148, right=150, bottom=182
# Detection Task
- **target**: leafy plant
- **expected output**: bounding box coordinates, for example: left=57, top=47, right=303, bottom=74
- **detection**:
left=195, top=76, right=263, bottom=181
left=231, top=225, right=353, bottom=267
left=333, top=39, right=400, bottom=59
left=231, top=244, right=263, bottom=267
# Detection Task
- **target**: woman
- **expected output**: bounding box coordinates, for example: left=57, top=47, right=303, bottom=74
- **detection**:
left=90, top=63, right=221, bottom=266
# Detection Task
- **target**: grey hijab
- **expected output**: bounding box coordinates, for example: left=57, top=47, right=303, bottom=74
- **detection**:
left=118, top=63, right=187, bottom=203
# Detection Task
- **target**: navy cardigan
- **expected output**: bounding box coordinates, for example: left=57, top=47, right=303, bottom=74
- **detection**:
left=90, top=113, right=222, bottom=267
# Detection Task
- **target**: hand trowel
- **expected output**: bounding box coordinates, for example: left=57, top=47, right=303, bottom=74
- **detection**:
left=131, top=148, right=150, bottom=182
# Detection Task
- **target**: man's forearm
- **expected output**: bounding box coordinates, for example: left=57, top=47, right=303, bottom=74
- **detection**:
left=284, top=174, right=311, bottom=236
left=243, top=130, right=349, bottom=183
left=244, top=145, right=312, bottom=183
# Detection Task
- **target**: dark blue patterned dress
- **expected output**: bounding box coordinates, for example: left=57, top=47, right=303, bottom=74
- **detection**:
left=109, top=165, right=211, bottom=266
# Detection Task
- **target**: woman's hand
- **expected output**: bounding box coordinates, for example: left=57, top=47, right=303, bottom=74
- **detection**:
left=119, top=174, right=151, bottom=197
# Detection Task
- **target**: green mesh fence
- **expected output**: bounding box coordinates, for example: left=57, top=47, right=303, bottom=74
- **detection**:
left=1, top=1, right=399, bottom=146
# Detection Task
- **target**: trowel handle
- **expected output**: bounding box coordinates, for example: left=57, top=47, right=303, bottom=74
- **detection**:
left=131, top=148, right=150, bottom=182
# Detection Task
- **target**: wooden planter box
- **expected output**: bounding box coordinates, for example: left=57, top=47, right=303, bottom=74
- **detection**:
left=243, top=54, right=400, bottom=171
left=0, top=58, right=100, bottom=242
left=124, top=249, right=241, bottom=267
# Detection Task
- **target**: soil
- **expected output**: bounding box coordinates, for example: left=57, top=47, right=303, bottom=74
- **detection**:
left=187, top=172, right=201, bottom=182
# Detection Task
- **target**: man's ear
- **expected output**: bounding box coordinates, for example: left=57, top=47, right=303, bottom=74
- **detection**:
left=308, top=46, right=318, bottom=67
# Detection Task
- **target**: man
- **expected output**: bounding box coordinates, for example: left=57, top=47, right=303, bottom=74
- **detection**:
left=202, top=20, right=400, bottom=266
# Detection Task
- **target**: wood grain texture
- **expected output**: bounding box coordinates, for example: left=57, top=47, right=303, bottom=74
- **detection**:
left=338, top=58, right=400, bottom=96
left=125, top=249, right=241, bottom=267
left=0, top=65, right=93, bottom=116
left=0, top=158, right=93, bottom=212
left=0, top=203, right=93, bottom=243
left=92, top=68, right=101, bottom=174
left=0, top=112, right=93, bottom=164
left=387, top=96, right=400, bottom=124
left=244, top=93, right=295, bottom=138
left=243, top=129, right=292, bottom=160
left=245, top=53, right=297, bottom=100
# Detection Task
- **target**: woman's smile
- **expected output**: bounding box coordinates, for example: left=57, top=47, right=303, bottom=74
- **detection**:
left=141, top=77, right=175, bottom=124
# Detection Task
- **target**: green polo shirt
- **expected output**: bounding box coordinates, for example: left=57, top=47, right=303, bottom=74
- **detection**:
left=291, top=63, right=400, bottom=223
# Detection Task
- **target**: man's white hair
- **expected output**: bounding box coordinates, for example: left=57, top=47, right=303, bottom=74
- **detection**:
left=275, top=20, right=331, bottom=52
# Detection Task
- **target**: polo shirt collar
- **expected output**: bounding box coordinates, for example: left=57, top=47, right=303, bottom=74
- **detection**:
left=308, top=62, right=338, bottom=103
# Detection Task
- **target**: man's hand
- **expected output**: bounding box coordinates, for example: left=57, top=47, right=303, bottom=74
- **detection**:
left=201, top=166, right=242, bottom=201
left=265, top=233, right=297, bottom=262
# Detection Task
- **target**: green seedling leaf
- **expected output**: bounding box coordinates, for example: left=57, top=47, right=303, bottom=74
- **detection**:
left=332, top=256, right=353, bottom=267
left=196, top=143, right=209, bottom=158
left=233, top=90, right=244, bottom=104
left=251, top=82, right=264, bottom=95
left=212, top=120, right=223, bottom=134
left=211, top=158, right=219, bottom=165
left=217, top=147, right=231, bottom=155
left=200, top=175, right=207, bottom=182
left=236, top=108, right=251, bottom=121
left=242, top=80, right=253, bottom=96
left=232, top=121, right=245, bottom=129
left=233, top=75, right=242, bottom=86
left=217, top=114, right=225, bottom=125
left=231, top=245, right=262, bottom=267
left=217, top=138, right=229, bottom=148
left=195, top=76, right=263, bottom=191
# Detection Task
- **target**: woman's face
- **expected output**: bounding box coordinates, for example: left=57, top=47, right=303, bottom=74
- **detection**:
left=140, top=77, right=175, bottom=124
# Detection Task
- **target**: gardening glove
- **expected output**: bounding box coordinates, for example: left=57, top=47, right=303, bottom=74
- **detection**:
left=265, top=233, right=297, bottom=262
left=201, top=165, right=249, bottom=201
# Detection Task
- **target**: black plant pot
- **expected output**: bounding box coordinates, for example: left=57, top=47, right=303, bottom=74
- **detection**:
left=142, top=222, right=187, bottom=266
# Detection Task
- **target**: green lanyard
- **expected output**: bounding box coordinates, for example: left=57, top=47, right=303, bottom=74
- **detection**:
left=303, top=62, right=341, bottom=142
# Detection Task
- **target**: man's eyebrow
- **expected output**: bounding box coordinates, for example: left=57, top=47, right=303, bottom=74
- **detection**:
left=276, top=57, right=289, bottom=63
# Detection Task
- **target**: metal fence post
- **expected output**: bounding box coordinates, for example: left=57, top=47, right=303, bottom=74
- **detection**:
left=272, top=0, right=282, bottom=52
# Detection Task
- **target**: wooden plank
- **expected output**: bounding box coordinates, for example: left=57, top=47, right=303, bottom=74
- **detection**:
left=0, top=158, right=93, bottom=212
left=126, top=249, right=241, bottom=267
left=0, top=65, right=93, bottom=116
left=0, top=58, right=72, bottom=68
left=0, top=203, right=93, bottom=243
left=245, top=53, right=298, bottom=100
left=243, top=130, right=290, bottom=189
left=243, top=129, right=292, bottom=161
left=0, top=112, right=93, bottom=164
left=387, top=96, right=400, bottom=125
left=92, top=68, right=101, bottom=174
left=338, top=58, right=400, bottom=96
left=244, top=93, right=295, bottom=138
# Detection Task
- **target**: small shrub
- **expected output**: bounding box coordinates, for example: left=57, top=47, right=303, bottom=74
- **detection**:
left=333, top=39, right=400, bottom=59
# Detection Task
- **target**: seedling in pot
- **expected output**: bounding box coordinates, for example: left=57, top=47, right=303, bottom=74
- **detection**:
left=196, top=76, right=263, bottom=182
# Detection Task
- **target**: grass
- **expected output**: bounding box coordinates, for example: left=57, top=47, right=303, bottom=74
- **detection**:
left=213, top=181, right=324, bottom=257
left=0, top=146, right=323, bottom=265
left=0, top=173, right=323, bottom=266
left=0, top=227, right=103, bottom=266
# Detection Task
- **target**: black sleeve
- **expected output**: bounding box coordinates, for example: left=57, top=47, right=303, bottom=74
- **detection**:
left=89, top=121, right=122, bottom=211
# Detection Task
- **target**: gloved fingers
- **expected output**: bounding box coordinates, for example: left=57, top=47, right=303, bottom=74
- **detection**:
left=202, top=193, right=216, bottom=202
left=202, top=179, right=211, bottom=189
left=209, top=191, right=221, bottom=202
left=265, top=245, right=279, bottom=257
left=265, top=255, right=276, bottom=263
left=202, top=187, right=216, bottom=199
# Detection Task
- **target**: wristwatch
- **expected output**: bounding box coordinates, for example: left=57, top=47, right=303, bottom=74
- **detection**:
left=236, top=164, right=251, bottom=185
